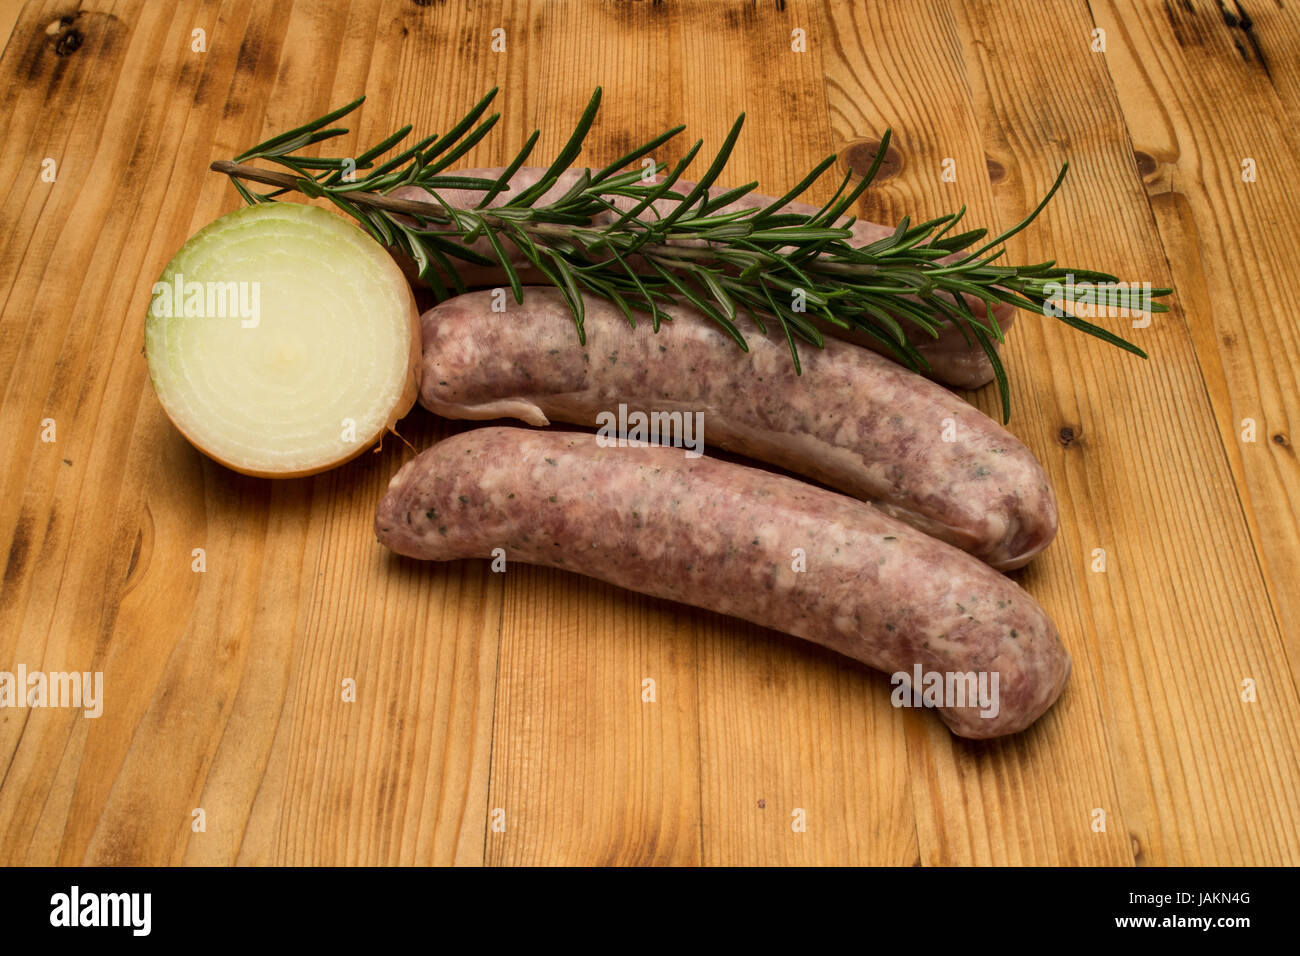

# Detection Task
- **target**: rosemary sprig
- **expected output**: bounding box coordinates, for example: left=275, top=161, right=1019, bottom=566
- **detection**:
left=211, top=88, right=1172, bottom=421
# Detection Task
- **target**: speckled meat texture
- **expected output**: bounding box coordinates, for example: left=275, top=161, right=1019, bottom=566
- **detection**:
left=375, top=427, right=1071, bottom=738
left=391, top=167, right=1014, bottom=389
left=419, top=287, right=1057, bottom=570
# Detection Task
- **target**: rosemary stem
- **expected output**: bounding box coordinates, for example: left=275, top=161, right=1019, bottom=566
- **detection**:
left=215, top=160, right=611, bottom=242
left=214, top=160, right=777, bottom=267
left=209, top=160, right=460, bottom=220
left=810, top=260, right=888, bottom=277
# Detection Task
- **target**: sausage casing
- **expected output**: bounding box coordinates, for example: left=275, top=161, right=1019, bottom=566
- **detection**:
left=419, top=287, right=1057, bottom=570
left=374, top=427, right=1071, bottom=738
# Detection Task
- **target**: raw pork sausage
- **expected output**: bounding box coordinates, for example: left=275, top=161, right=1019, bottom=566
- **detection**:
left=374, top=427, right=1071, bottom=738
left=418, top=287, right=1057, bottom=570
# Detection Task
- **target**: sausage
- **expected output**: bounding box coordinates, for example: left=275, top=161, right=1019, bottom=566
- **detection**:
left=391, top=167, right=1013, bottom=389
left=418, top=287, right=1057, bottom=570
left=374, top=427, right=1071, bottom=738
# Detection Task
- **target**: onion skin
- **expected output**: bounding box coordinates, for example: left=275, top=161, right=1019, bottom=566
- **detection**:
left=146, top=203, right=422, bottom=478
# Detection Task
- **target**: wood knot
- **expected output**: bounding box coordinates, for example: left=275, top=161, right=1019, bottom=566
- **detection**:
left=1133, top=151, right=1157, bottom=178
left=1057, top=425, right=1081, bottom=447
left=54, top=29, right=83, bottom=55
left=985, top=157, right=1006, bottom=184
left=47, top=10, right=85, bottom=57
left=756, top=798, right=766, bottom=809
left=1272, top=432, right=1290, bottom=448
left=841, top=138, right=903, bottom=183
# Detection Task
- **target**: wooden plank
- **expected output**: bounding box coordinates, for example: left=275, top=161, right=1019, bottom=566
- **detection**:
left=686, top=0, right=917, bottom=867
left=482, top=0, right=705, bottom=867
left=1087, top=0, right=1300, bottom=681
left=949, top=0, right=1300, bottom=864
left=209, top=0, right=516, bottom=866
left=819, top=0, right=1132, bottom=866
left=0, top=0, right=504, bottom=866
left=0, top=0, right=209, bottom=865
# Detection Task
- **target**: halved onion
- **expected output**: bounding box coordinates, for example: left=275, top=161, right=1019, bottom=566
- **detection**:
left=144, top=202, right=421, bottom=477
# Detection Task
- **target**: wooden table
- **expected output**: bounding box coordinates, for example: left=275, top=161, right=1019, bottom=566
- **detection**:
left=1, top=0, right=1296, bottom=866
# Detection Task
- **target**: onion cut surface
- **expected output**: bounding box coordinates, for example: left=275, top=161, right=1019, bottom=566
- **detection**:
left=145, top=202, right=421, bottom=477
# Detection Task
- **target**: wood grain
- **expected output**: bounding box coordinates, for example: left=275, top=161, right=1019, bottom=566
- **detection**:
left=0, top=0, right=1296, bottom=866
left=819, top=0, right=1131, bottom=867
left=1087, top=0, right=1300, bottom=679
left=951, top=0, right=1300, bottom=864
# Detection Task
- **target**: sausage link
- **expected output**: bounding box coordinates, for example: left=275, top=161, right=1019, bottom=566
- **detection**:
left=375, top=427, right=1071, bottom=738
left=419, top=287, right=1057, bottom=570
left=391, top=167, right=1013, bottom=388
